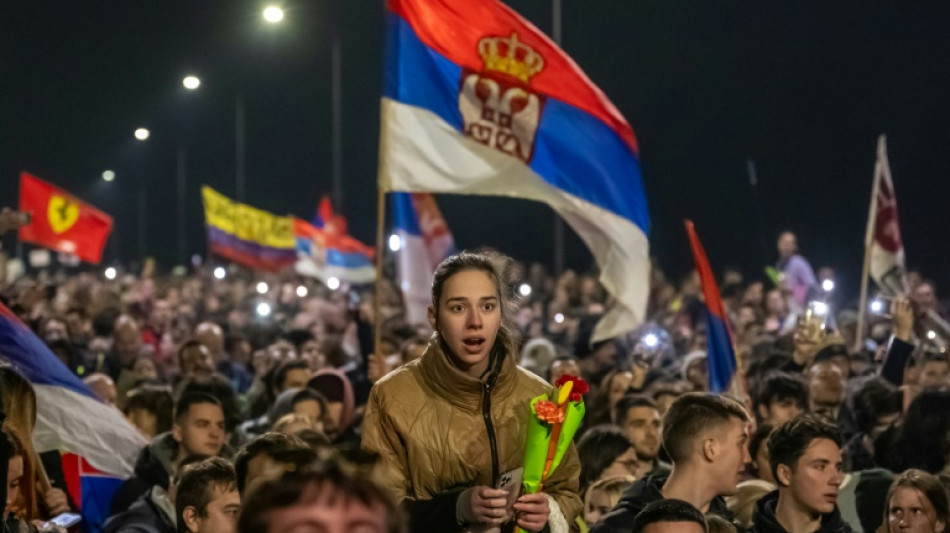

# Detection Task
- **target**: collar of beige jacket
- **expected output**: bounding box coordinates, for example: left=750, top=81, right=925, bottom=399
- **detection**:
left=420, top=338, right=517, bottom=412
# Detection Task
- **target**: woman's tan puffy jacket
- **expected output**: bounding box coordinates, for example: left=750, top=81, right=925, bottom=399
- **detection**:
left=363, top=339, right=582, bottom=532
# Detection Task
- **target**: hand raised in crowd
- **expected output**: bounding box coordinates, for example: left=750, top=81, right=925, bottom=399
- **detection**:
left=43, top=487, right=70, bottom=516
left=367, top=353, right=393, bottom=384
left=458, top=486, right=511, bottom=527
left=513, top=492, right=550, bottom=532
left=792, top=319, right=821, bottom=367
left=892, top=297, right=914, bottom=342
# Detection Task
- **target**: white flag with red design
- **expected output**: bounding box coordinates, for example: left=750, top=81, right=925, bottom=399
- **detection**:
left=866, top=135, right=907, bottom=296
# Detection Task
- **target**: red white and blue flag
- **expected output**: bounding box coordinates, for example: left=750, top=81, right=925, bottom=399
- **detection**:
left=392, top=192, right=456, bottom=324
left=0, top=303, right=146, bottom=531
left=685, top=220, right=746, bottom=396
left=379, top=0, right=650, bottom=342
left=294, top=218, right=376, bottom=285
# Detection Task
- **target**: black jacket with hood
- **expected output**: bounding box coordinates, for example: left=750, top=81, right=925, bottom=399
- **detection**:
left=108, top=432, right=233, bottom=516
left=750, top=490, right=856, bottom=533
left=590, top=475, right=734, bottom=533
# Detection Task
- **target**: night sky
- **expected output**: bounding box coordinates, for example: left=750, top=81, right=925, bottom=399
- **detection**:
left=5, top=1, right=950, bottom=301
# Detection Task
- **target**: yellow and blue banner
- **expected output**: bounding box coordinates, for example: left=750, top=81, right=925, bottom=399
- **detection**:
left=201, top=186, right=297, bottom=272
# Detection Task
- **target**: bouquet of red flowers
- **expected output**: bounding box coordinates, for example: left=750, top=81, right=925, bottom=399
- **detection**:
left=521, top=374, right=589, bottom=495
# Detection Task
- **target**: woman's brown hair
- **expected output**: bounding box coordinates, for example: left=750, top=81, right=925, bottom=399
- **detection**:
left=430, top=250, right=520, bottom=370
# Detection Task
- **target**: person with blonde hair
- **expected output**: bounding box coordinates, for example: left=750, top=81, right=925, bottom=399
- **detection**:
left=884, top=469, right=950, bottom=533
left=584, top=476, right=635, bottom=527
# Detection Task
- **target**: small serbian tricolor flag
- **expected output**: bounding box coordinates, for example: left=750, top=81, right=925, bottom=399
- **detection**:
left=294, top=218, right=376, bottom=285
left=685, top=220, right=747, bottom=397
left=201, top=185, right=298, bottom=272
left=0, top=303, right=147, bottom=532
left=380, top=0, right=650, bottom=343
left=392, top=192, right=456, bottom=324
left=18, top=172, right=113, bottom=264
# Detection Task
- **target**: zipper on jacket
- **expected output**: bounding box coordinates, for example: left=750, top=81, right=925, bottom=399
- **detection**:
left=483, top=373, right=500, bottom=487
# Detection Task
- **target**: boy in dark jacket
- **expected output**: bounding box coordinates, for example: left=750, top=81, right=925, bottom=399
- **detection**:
left=592, top=393, right=751, bottom=533
left=751, top=414, right=855, bottom=533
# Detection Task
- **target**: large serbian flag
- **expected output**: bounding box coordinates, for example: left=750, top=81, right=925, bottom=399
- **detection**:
left=0, top=302, right=146, bottom=531
left=379, top=0, right=650, bottom=343
left=18, top=172, right=113, bottom=264
left=201, top=186, right=298, bottom=272
left=685, top=220, right=746, bottom=397
left=392, top=192, right=456, bottom=324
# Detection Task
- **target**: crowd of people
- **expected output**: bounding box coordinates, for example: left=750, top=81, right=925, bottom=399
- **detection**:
left=1, top=213, right=950, bottom=533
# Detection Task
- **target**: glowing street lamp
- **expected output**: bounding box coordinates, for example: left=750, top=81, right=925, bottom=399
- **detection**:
left=102, top=170, right=115, bottom=182
left=262, top=5, right=284, bottom=23
left=182, top=75, right=201, bottom=90
left=134, top=128, right=150, bottom=141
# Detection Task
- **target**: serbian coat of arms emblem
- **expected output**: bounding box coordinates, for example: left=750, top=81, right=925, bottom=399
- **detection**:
left=459, top=32, right=546, bottom=164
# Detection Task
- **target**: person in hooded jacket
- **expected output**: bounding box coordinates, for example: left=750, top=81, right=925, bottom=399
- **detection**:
left=103, top=455, right=208, bottom=533
left=362, top=251, right=581, bottom=533
left=109, top=393, right=231, bottom=516
left=751, top=414, right=855, bottom=533
left=307, top=369, right=356, bottom=445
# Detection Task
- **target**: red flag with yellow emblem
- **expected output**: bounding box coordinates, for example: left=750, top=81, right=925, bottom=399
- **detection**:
left=18, top=172, right=113, bottom=264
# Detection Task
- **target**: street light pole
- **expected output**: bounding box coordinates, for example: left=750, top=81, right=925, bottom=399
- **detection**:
left=552, top=0, right=565, bottom=275
left=177, top=144, right=187, bottom=264
left=137, top=185, right=146, bottom=261
left=134, top=128, right=150, bottom=261
left=236, top=92, right=246, bottom=202
left=330, top=0, right=343, bottom=209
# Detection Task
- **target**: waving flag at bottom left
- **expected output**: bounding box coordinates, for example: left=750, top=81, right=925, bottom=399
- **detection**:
left=0, top=303, right=147, bottom=532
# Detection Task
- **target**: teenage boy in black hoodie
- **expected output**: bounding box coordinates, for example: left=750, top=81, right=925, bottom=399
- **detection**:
left=751, top=414, right=855, bottom=533
left=592, top=393, right=751, bottom=533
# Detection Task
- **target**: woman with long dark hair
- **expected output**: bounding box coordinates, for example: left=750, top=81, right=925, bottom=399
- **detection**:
left=363, top=251, right=581, bottom=532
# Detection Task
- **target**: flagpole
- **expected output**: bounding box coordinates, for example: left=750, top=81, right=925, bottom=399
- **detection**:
left=373, top=186, right=386, bottom=359
left=551, top=0, right=565, bottom=276
left=854, top=135, right=885, bottom=353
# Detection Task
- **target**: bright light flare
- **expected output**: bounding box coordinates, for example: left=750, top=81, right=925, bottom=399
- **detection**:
left=388, top=234, right=402, bottom=252
left=213, top=267, right=226, bottom=280
left=182, top=75, right=201, bottom=90
left=870, top=299, right=885, bottom=314
left=262, top=5, right=284, bottom=23
left=102, top=170, right=115, bottom=182
left=822, top=279, right=835, bottom=292
left=327, top=277, right=341, bottom=290
left=104, top=267, right=117, bottom=280
left=642, top=333, right=659, bottom=348
left=810, top=301, right=829, bottom=317
left=296, top=285, right=308, bottom=298
left=256, top=281, right=269, bottom=294
left=518, top=283, right=532, bottom=297
left=928, top=330, right=938, bottom=340
left=256, top=302, right=272, bottom=317
left=134, top=128, right=150, bottom=141
left=554, top=313, right=565, bottom=324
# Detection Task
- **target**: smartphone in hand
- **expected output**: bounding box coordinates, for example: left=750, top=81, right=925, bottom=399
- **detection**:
left=496, top=467, right=524, bottom=513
